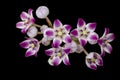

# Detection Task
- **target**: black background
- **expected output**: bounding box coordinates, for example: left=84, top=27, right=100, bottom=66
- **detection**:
left=14, top=0, right=119, bottom=79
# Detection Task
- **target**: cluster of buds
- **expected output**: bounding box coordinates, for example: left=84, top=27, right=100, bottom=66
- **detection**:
left=16, top=6, right=115, bottom=70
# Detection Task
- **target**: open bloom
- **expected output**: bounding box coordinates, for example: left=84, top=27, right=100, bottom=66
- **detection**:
left=86, top=52, right=103, bottom=70
left=44, top=19, right=72, bottom=48
left=20, top=38, right=40, bottom=57
left=45, top=46, right=71, bottom=66
left=16, top=9, right=35, bottom=33
left=98, top=28, right=115, bottom=56
left=70, top=18, right=98, bottom=46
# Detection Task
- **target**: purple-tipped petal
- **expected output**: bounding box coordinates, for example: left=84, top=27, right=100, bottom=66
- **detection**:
left=28, top=8, right=33, bottom=16
left=64, top=25, right=71, bottom=33
left=100, top=46, right=105, bottom=57
left=63, top=48, right=71, bottom=54
left=20, top=12, right=29, bottom=20
left=44, top=28, right=54, bottom=40
left=106, top=33, right=115, bottom=42
left=45, top=29, right=54, bottom=36
left=70, top=29, right=78, bottom=37
left=103, top=43, right=112, bottom=54
left=102, top=28, right=110, bottom=37
left=16, top=22, right=25, bottom=29
left=90, top=64, right=97, bottom=70
left=25, top=48, right=36, bottom=57
left=88, top=32, right=98, bottom=44
left=79, top=38, right=87, bottom=46
left=48, top=56, right=61, bottom=66
left=20, top=40, right=30, bottom=49
left=53, top=19, right=63, bottom=28
left=21, top=26, right=29, bottom=34
left=97, top=39, right=103, bottom=45
left=45, top=48, right=54, bottom=56
left=77, top=18, right=85, bottom=28
left=96, top=58, right=103, bottom=66
left=63, top=35, right=72, bottom=43
left=86, top=22, right=96, bottom=32
left=63, top=55, right=70, bottom=65
left=52, top=38, right=62, bottom=48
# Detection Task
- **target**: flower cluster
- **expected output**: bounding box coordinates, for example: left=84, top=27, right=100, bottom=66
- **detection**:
left=16, top=6, right=115, bottom=70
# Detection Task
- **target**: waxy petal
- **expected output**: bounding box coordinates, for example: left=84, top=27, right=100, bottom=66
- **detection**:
left=40, top=25, right=48, bottom=33
left=20, top=12, right=29, bottom=20
left=103, top=43, right=112, bottom=54
left=28, top=8, right=33, bottom=16
left=52, top=38, right=62, bottom=48
left=70, top=29, right=78, bottom=37
left=86, top=22, right=96, bottom=32
left=77, top=18, right=86, bottom=28
left=102, top=28, right=110, bottom=38
left=53, top=19, right=63, bottom=29
left=88, top=32, right=98, bottom=44
left=48, top=56, right=61, bottom=66
left=79, top=38, right=87, bottom=46
left=45, top=48, right=54, bottom=56
left=64, top=25, right=71, bottom=33
left=25, top=48, right=36, bottom=57
left=63, top=55, right=70, bottom=65
left=63, top=35, right=72, bottom=43
left=20, top=40, right=31, bottom=49
left=44, top=28, right=54, bottom=40
left=16, top=22, right=25, bottom=29
left=106, top=33, right=115, bottom=42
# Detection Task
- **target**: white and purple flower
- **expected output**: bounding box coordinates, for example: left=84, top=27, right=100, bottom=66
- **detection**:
left=44, top=19, right=72, bottom=48
left=98, top=28, right=115, bottom=57
left=16, top=9, right=35, bottom=33
left=86, top=52, right=103, bottom=70
left=45, top=46, right=71, bottom=66
left=70, top=18, right=98, bottom=46
left=20, top=38, right=40, bottom=57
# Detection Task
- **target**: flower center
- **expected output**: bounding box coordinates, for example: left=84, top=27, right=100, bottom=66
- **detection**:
left=82, top=30, right=87, bottom=35
left=57, top=52, right=62, bottom=57
left=57, top=31, right=63, bottom=36
left=24, top=19, right=29, bottom=23
left=91, top=58, right=96, bottom=63
left=104, top=40, right=108, bottom=44
left=30, top=43, right=35, bottom=48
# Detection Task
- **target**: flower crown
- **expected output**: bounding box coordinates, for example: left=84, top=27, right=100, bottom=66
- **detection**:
left=16, top=6, right=115, bottom=70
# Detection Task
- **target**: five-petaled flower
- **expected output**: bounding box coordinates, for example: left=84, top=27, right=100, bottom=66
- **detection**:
left=70, top=18, right=98, bottom=46
left=98, top=28, right=115, bottom=57
left=20, top=38, right=40, bottom=57
left=16, top=6, right=115, bottom=70
left=86, top=52, right=103, bottom=70
left=44, top=19, right=72, bottom=48
left=16, top=9, right=35, bottom=33
left=45, top=45, right=71, bottom=66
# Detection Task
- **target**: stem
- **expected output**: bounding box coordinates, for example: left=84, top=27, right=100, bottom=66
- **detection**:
left=46, top=17, right=52, bottom=27
left=82, top=47, right=89, bottom=55
left=37, top=32, right=42, bottom=34
left=39, top=40, right=42, bottom=44
left=72, top=37, right=89, bottom=55
left=32, top=23, right=41, bottom=28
